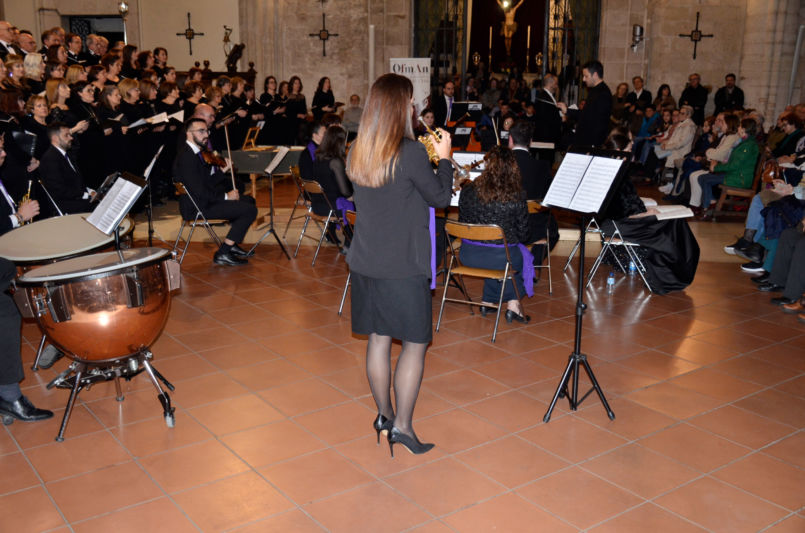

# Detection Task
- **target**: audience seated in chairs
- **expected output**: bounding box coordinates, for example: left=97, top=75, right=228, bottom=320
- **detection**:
left=651, top=105, right=696, bottom=180
left=457, top=146, right=532, bottom=323
left=692, top=118, right=760, bottom=220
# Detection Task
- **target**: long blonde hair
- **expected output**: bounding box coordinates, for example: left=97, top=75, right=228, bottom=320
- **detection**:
left=347, top=73, right=414, bottom=187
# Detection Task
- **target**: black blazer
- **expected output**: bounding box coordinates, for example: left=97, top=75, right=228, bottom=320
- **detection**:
left=432, top=94, right=451, bottom=127
left=513, top=148, right=551, bottom=200
left=347, top=138, right=453, bottom=280
left=39, top=145, right=91, bottom=214
left=569, top=82, right=612, bottom=148
left=532, top=89, right=562, bottom=144
left=172, top=142, right=231, bottom=220
left=0, top=187, right=15, bottom=236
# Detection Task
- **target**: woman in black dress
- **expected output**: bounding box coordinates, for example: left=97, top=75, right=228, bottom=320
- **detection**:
left=311, top=76, right=335, bottom=121
left=286, top=75, right=308, bottom=145
left=347, top=73, right=454, bottom=456
left=312, top=125, right=352, bottom=244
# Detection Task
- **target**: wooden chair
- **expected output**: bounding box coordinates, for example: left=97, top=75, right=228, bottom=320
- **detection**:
left=711, top=152, right=765, bottom=219
left=527, top=200, right=552, bottom=294
left=172, top=182, right=230, bottom=264
left=337, top=210, right=357, bottom=316
left=282, top=165, right=309, bottom=239
left=293, top=179, right=344, bottom=266
left=436, top=221, right=525, bottom=343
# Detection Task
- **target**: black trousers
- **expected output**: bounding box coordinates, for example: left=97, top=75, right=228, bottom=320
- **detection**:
left=769, top=226, right=805, bottom=300
left=0, top=258, right=23, bottom=386
left=202, top=196, right=258, bottom=244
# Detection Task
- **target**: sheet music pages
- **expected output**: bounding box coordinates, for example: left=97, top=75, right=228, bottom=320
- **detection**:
left=542, top=153, right=592, bottom=209
left=568, top=157, right=624, bottom=213
left=143, top=146, right=165, bottom=180
left=85, top=176, right=144, bottom=234
left=265, top=146, right=290, bottom=174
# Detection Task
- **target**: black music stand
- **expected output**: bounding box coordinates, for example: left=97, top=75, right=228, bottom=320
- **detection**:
left=248, top=147, right=291, bottom=259
left=542, top=148, right=629, bottom=423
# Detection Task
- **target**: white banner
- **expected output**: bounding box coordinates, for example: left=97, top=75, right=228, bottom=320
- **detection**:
left=389, top=58, right=431, bottom=117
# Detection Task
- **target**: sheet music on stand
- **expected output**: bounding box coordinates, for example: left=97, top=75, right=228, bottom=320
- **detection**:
left=542, top=152, right=626, bottom=214
left=85, top=172, right=146, bottom=235
left=264, top=146, right=290, bottom=174
left=143, top=145, right=164, bottom=180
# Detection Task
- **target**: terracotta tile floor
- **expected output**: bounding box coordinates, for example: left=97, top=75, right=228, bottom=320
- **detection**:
left=4, top=224, right=805, bottom=532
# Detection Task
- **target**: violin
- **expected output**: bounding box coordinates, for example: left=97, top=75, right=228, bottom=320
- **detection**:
left=201, top=150, right=227, bottom=167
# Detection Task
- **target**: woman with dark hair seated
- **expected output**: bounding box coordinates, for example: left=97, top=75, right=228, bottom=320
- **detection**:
left=312, top=124, right=353, bottom=245
left=600, top=133, right=701, bottom=294
left=458, top=145, right=532, bottom=323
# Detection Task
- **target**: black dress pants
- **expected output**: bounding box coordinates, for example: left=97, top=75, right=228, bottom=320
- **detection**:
left=202, top=196, right=258, bottom=243
left=0, top=258, right=23, bottom=386
left=769, top=226, right=805, bottom=300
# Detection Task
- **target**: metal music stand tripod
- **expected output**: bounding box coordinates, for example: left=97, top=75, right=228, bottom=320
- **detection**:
left=248, top=170, right=290, bottom=259
left=542, top=148, right=627, bottom=423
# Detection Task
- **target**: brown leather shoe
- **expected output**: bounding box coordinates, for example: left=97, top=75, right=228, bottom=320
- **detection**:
left=781, top=301, right=804, bottom=314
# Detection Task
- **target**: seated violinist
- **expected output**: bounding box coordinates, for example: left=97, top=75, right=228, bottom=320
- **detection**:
left=173, top=118, right=257, bottom=266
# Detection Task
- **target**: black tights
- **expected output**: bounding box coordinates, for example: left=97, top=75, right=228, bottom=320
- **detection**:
left=365, top=333, right=428, bottom=436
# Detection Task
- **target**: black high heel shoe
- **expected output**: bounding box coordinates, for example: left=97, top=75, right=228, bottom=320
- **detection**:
left=373, top=414, right=394, bottom=445
left=505, top=309, right=530, bottom=324
left=387, top=428, right=434, bottom=457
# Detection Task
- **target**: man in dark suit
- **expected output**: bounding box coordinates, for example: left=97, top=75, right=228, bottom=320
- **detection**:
left=532, top=74, right=563, bottom=156
left=0, top=21, right=21, bottom=60
left=559, top=60, right=612, bottom=148
left=509, top=120, right=557, bottom=261
left=16, top=30, right=37, bottom=56
left=79, top=34, right=101, bottom=66
left=432, top=81, right=455, bottom=127
left=39, top=122, right=94, bottom=215
left=0, top=257, right=53, bottom=424
left=173, top=118, right=257, bottom=266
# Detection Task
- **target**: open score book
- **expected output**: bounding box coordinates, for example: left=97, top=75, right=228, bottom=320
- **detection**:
left=542, top=153, right=625, bottom=214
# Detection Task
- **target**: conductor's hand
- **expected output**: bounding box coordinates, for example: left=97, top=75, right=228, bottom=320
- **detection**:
left=226, top=190, right=240, bottom=201
left=556, top=102, right=568, bottom=113
left=17, top=200, right=39, bottom=222
left=432, top=128, right=452, bottom=161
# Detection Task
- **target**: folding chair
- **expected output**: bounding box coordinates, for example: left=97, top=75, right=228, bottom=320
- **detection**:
left=563, top=217, right=602, bottom=272
left=282, top=165, right=309, bottom=239
left=172, top=182, right=229, bottom=264
left=586, top=220, right=652, bottom=292
left=293, top=179, right=344, bottom=266
left=337, top=210, right=357, bottom=316
left=436, top=221, right=525, bottom=342
left=527, top=200, right=552, bottom=294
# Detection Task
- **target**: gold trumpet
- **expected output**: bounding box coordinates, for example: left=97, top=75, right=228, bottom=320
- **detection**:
left=20, top=180, right=33, bottom=225
left=417, top=117, right=469, bottom=181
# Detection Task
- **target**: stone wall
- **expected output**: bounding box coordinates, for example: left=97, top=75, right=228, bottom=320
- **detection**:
left=238, top=0, right=412, bottom=106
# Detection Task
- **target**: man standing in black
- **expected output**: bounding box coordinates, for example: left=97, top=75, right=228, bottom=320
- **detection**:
left=173, top=118, right=257, bottom=266
left=714, top=73, right=744, bottom=115
left=558, top=60, right=612, bottom=148
left=432, top=81, right=456, bottom=127
left=680, top=73, right=709, bottom=126
left=532, top=73, right=563, bottom=151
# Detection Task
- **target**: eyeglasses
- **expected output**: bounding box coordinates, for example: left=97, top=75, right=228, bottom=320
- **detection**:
left=189, top=128, right=210, bottom=134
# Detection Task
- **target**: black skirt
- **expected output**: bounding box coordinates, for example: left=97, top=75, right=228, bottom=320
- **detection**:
left=350, top=272, right=433, bottom=344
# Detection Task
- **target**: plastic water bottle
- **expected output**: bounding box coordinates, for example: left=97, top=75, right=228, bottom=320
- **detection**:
left=628, top=260, right=637, bottom=276
left=607, top=272, right=615, bottom=293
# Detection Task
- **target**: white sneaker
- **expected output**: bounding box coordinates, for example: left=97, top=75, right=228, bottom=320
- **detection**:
left=658, top=183, right=672, bottom=194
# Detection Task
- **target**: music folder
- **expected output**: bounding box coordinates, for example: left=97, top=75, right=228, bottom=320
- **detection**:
left=542, top=150, right=628, bottom=215
left=85, top=172, right=146, bottom=235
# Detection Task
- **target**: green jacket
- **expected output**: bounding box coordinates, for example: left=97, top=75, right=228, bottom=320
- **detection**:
left=714, top=137, right=759, bottom=189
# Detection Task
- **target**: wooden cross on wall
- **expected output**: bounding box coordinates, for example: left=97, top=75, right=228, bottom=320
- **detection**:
left=176, top=12, right=204, bottom=55
left=678, top=12, right=713, bottom=60
left=309, top=13, right=338, bottom=57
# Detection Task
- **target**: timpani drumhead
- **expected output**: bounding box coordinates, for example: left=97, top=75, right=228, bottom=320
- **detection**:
left=0, top=214, right=133, bottom=264
left=17, top=247, right=170, bottom=285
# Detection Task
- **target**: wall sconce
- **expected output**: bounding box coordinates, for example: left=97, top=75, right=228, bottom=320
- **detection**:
left=631, top=24, right=644, bottom=52
left=118, top=1, right=129, bottom=44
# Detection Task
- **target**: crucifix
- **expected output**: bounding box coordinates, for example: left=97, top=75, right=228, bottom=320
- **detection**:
left=176, top=12, right=204, bottom=55
left=678, top=12, right=713, bottom=60
left=309, top=13, right=338, bottom=57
